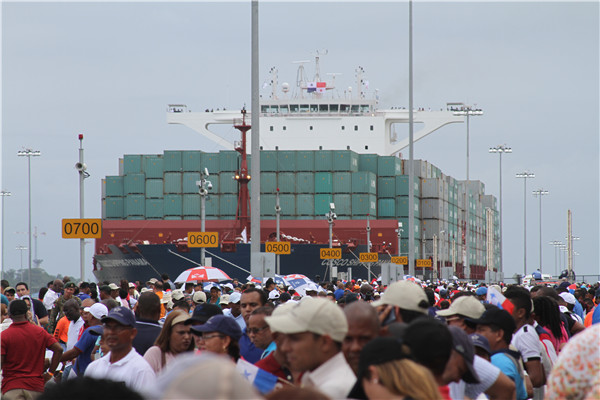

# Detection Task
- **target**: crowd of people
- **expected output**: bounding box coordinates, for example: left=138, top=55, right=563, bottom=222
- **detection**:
left=1, top=273, right=599, bottom=399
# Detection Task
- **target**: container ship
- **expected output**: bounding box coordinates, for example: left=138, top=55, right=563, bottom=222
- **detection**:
left=94, top=56, right=500, bottom=283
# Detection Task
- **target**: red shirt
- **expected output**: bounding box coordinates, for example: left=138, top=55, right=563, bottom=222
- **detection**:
left=1, top=321, right=57, bottom=394
left=254, top=353, right=290, bottom=382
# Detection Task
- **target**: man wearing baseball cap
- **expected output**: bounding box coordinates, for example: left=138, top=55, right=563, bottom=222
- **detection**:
left=475, top=307, right=528, bottom=400
left=437, top=294, right=485, bottom=333
left=265, top=298, right=355, bottom=398
left=222, top=291, right=245, bottom=330
left=371, top=280, right=429, bottom=326
left=61, top=302, right=109, bottom=377
left=85, top=306, right=155, bottom=392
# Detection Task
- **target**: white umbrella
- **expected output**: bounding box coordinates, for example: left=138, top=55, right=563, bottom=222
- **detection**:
left=174, top=266, right=231, bottom=283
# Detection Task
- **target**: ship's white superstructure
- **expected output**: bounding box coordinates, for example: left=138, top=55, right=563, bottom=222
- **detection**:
left=167, top=56, right=464, bottom=155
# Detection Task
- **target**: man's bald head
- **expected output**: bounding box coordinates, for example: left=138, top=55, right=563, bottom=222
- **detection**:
left=342, top=301, right=381, bottom=374
left=53, top=279, right=64, bottom=291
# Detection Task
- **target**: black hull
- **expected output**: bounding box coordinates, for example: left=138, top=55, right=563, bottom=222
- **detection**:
left=93, top=243, right=393, bottom=284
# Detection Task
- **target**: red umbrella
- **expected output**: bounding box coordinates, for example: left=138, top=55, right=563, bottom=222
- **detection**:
left=174, top=266, right=232, bottom=283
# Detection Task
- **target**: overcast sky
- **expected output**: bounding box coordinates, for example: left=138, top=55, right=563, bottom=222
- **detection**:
left=1, top=1, right=598, bottom=281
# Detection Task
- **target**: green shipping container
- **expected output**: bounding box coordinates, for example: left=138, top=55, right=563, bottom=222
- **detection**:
left=351, top=171, right=377, bottom=194
left=144, top=156, right=164, bottom=179
left=296, top=151, right=315, bottom=171
left=125, top=195, right=145, bottom=216
left=378, top=156, right=402, bottom=177
left=164, top=172, right=182, bottom=194
left=261, top=194, right=276, bottom=216
left=123, top=155, right=142, bottom=174
left=280, top=194, right=296, bottom=216
left=296, top=172, right=314, bottom=193
left=124, top=173, right=145, bottom=195
left=220, top=194, right=237, bottom=216
left=278, top=172, right=296, bottom=193
left=315, top=172, right=332, bottom=193
left=182, top=151, right=202, bottom=172
left=395, top=175, right=421, bottom=197
left=145, top=179, right=163, bottom=198
left=352, top=194, right=377, bottom=216
left=332, top=194, right=351, bottom=216
left=106, top=176, right=124, bottom=197
left=297, top=194, right=314, bottom=215
left=183, top=172, right=201, bottom=194
left=333, top=150, right=359, bottom=172
left=278, top=151, right=296, bottom=172
left=164, top=216, right=182, bottom=220
left=202, top=153, right=220, bottom=173
left=105, top=197, right=124, bottom=219
left=358, top=154, right=379, bottom=175
left=182, top=194, right=200, bottom=216
left=206, top=195, right=220, bottom=216
left=219, top=172, right=238, bottom=194
left=219, top=151, right=238, bottom=172
left=164, top=195, right=182, bottom=216
left=163, top=150, right=183, bottom=172
left=377, top=177, right=395, bottom=198
left=333, top=172, right=352, bottom=193
left=261, top=151, right=278, bottom=172
left=396, top=196, right=420, bottom=218
left=145, top=199, right=164, bottom=218
left=314, top=150, right=333, bottom=171
left=377, top=198, right=395, bottom=218
left=126, top=216, right=145, bottom=220
left=261, top=172, right=277, bottom=193
left=314, top=194, right=333, bottom=216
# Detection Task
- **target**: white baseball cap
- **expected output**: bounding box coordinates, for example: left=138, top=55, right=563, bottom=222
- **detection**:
left=436, top=295, right=485, bottom=320
left=559, top=292, right=576, bottom=305
left=192, top=291, right=207, bottom=304
left=371, top=280, right=429, bottom=314
left=265, top=298, right=348, bottom=342
left=84, top=303, right=109, bottom=320
left=228, top=292, right=241, bottom=304
left=268, top=289, right=280, bottom=300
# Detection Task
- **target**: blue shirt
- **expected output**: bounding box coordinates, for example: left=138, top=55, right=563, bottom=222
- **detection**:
left=74, top=327, right=98, bottom=375
left=1, top=294, right=8, bottom=306
left=239, top=330, right=263, bottom=364
left=573, top=300, right=584, bottom=319
left=491, top=352, right=527, bottom=400
left=334, top=289, right=345, bottom=301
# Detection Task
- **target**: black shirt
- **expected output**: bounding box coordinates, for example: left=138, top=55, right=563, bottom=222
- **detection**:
left=132, top=317, right=162, bottom=356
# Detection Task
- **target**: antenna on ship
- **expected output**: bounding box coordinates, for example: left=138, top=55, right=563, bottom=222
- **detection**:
left=294, top=60, right=310, bottom=98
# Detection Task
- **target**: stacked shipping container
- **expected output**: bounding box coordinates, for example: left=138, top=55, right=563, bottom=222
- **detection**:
left=102, top=150, right=500, bottom=272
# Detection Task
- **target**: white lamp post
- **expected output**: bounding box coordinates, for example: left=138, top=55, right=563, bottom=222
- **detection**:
left=489, top=145, right=511, bottom=274
left=532, top=189, right=549, bottom=273
left=515, top=171, right=535, bottom=276
left=17, top=148, right=41, bottom=289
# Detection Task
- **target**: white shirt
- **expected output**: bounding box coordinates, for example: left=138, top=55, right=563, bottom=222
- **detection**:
left=67, top=317, right=85, bottom=351
left=512, top=324, right=542, bottom=362
left=43, top=289, right=59, bottom=310
left=449, top=355, right=501, bottom=400
left=85, top=347, right=155, bottom=392
left=301, top=351, right=356, bottom=399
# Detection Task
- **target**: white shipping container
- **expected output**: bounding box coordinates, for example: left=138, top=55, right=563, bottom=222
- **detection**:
left=421, top=178, right=444, bottom=199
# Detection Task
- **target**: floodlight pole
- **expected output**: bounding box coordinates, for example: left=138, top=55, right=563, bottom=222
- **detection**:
left=515, top=171, right=535, bottom=276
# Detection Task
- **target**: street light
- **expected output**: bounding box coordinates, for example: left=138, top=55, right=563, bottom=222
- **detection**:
left=326, top=203, right=337, bottom=281
left=548, top=241, right=563, bottom=277
left=450, top=103, right=483, bottom=279
left=15, top=245, right=27, bottom=282
left=515, top=171, right=535, bottom=276
left=1, top=190, right=11, bottom=272
left=17, top=148, right=41, bottom=289
left=532, top=189, right=549, bottom=274
left=489, top=145, right=511, bottom=274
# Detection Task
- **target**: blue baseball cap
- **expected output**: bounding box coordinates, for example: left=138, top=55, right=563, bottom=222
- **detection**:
left=101, top=306, right=136, bottom=327
left=475, top=287, right=487, bottom=296
left=191, top=315, right=242, bottom=341
left=470, top=333, right=491, bottom=355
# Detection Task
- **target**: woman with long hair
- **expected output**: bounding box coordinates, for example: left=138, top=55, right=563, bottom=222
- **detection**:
left=143, top=310, right=194, bottom=373
left=532, top=296, right=568, bottom=353
left=190, top=314, right=242, bottom=361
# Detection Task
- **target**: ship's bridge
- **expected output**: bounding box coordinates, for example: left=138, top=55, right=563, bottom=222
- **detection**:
left=260, top=99, right=376, bottom=116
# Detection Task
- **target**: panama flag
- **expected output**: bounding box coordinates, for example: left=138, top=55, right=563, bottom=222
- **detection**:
left=487, top=286, right=515, bottom=314
left=236, top=358, right=278, bottom=394
left=307, top=81, right=317, bottom=92
left=316, top=81, right=327, bottom=93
